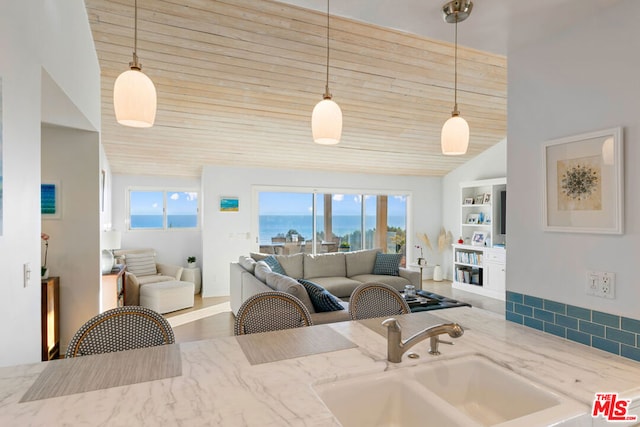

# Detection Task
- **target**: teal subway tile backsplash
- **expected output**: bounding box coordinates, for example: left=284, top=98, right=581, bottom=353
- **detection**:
left=544, top=300, right=566, bottom=314
left=556, top=314, right=578, bottom=330
left=606, top=327, right=635, bottom=346
left=622, top=317, right=640, bottom=334
left=567, top=305, right=591, bottom=321
left=524, top=295, right=543, bottom=309
left=534, top=308, right=554, bottom=323
left=593, top=311, right=620, bottom=328
left=592, top=337, right=620, bottom=355
left=579, top=320, right=605, bottom=337
left=506, top=291, right=523, bottom=304
left=506, top=292, right=640, bottom=363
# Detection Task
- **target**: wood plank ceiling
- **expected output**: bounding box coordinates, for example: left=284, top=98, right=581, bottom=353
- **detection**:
left=85, top=0, right=506, bottom=178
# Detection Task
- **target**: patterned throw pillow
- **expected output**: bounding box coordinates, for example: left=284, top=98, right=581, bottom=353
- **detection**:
left=297, top=279, right=345, bottom=312
left=372, top=253, right=402, bottom=276
left=263, top=256, right=287, bottom=275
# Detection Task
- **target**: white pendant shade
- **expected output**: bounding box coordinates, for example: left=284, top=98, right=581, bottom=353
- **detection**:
left=441, top=115, right=469, bottom=155
left=113, top=69, right=157, bottom=128
left=312, top=98, right=343, bottom=145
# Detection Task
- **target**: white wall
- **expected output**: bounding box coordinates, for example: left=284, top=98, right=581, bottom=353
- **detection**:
left=507, top=0, right=639, bottom=318
left=441, top=139, right=507, bottom=279
left=0, top=1, right=100, bottom=366
left=201, top=165, right=442, bottom=297
left=42, top=125, right=101, bottom=353
left=111, top=174, right=202, bottom=268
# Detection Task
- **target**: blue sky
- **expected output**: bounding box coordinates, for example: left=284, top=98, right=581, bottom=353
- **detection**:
left=259, top=192, right=407, bottom=216
left=130, top=191, right=198, bottom=215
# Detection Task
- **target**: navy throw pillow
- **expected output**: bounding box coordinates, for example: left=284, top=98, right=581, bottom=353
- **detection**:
left=263, top=256, right=286, bottom=275
left=373, top=253, right=402, bottom=276
left=297, top=279, right=344, bottom=312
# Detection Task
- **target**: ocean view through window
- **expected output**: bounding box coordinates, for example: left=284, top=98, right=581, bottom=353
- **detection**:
left=258, top=191, right=407, bottom=258
left=129, top=189, right=199, bottom=230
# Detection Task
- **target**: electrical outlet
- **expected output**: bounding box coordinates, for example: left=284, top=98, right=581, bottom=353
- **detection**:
left=586, top=271, right=599, bottom=295
left=599, top=272, right=615, bottom=299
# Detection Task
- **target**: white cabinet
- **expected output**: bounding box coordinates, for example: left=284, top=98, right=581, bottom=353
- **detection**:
left=452, top=244, right=505, bottom=300
left=453, top=178, right=506, bottom=300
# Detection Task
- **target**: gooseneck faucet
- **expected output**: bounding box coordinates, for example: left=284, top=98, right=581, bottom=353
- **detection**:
left=382, top=318, right=464, bottom=363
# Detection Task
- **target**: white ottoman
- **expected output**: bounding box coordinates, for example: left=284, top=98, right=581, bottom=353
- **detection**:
left=140, top=280, right=195, bottom=314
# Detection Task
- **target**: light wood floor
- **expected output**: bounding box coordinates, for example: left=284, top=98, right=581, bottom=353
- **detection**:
left=168, top=280, right=505, bottom=344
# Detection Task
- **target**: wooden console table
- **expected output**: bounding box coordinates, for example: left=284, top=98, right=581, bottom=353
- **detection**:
left=41, top=277, right=60, bottom=361
left=101, top=265, right=126, bottom=312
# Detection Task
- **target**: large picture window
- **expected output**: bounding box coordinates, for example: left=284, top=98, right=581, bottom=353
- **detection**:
left=129, top=189, right=199, bottom=230
left=257, top=189, right=407, bottom=260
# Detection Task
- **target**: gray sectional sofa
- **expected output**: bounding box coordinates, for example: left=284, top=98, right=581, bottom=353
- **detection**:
left=230, top=249, right=420, bottom=325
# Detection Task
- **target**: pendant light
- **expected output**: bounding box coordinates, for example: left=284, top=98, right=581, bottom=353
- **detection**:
left=312, top=0, right=342, bottom=145
left=113, top=0, right=157, bottom=128
left=441, top=0, right=473, bottom=155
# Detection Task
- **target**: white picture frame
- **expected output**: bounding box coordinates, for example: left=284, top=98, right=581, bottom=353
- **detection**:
left=466, top=213, right=479, bottom=224
left=471, top=231, right=487, bottom=246
left=543, top=127, right=623, bottom=234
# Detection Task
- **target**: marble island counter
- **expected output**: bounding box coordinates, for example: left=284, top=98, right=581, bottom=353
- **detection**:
left=1, top=307, right=639, bottom=426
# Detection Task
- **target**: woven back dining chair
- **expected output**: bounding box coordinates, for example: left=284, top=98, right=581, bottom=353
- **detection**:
left=66, top=306, right=175, bottom=358
left=234, top=291, right=313, bottom=335
left=348, top=282, right=411, bottom=320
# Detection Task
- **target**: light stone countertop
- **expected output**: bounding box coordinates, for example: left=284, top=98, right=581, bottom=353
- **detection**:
left=1, top=307, right=639, bottom=426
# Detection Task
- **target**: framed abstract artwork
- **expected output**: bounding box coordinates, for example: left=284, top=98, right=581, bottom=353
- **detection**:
left=41, top=181, right=61, bottom=219
left=543, top=127, right=623, bottom=234
left=219, top=197, right=239, bottom=212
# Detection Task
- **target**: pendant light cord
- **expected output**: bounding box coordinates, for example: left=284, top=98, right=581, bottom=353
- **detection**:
left=453, top=13, right=458, bottom=114
left=131, top=0, right=141, bottom=69
left=324, top=0, right=331, bottom=99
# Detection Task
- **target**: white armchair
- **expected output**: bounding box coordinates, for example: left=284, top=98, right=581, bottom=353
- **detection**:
left=115, top=249, right=184, bottom=305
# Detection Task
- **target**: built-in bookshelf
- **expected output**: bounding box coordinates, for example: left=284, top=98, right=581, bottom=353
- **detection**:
left=454, top=178, right=506, bottom=300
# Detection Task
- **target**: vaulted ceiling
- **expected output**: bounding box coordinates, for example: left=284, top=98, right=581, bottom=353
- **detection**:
left=85, top=0, right=507, bottom=178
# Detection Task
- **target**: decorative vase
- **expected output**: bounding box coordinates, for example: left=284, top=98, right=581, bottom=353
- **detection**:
left=433, top=265, right=443, bottom=282
left=187, top=262, right=196, bottom=268
left=41, top=267, right=49, bottom=280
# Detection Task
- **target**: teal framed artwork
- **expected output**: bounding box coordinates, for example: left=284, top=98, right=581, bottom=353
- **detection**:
left=220, top=197, right=239, bottom=212
left=41, top=182, right=61, bottom=218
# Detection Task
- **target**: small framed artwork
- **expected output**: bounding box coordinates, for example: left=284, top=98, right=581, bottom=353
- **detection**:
left=463, top=197, right=474, bottom=205
left=471, top=231, right=488, bottom=246
left=466, top=213, right=480, bottom=224
left=483, top=193, right=491, bottom=204
left=475, top=194, right=484, bottom=205
left=484, top=215, right=492, bottom=225
left=41, top=181, right=61, bottom=219
left=543, top=127, right=623, bottom=234
left=220, top=196, right=239, bottom=212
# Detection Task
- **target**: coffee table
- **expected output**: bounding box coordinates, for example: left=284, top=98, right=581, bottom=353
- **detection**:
left=402, top=290, right=472, bottom=312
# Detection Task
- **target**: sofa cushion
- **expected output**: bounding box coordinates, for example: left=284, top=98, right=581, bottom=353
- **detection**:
left=310, top=302, right=351, bottom=325
left=298, top=279, right=345, bottom=312
left=306, top=276, right=363, bottom=299
left=345, top=249, right=379, bottom=277
left=254, top=261, right=272, bottom=282
left=303, top=253, right=346, bottom=279
left=263, top=256, right=287, bottom=275
left=265, top=272, right=315, bottom=313
left=274, top=253, right=304, bottom=279
left=137, top=275, right=176, bottom=285
left=373, top=253, right=402, bottom=276
left=250, top=252, right=269, bottom=261
left=125, top=252, right=157, bottom=276
left=349, top=274, right=411, bottom=292
left=238, top=256, right=256, bottom=274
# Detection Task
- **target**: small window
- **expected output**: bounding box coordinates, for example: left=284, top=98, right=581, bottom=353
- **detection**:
left=129, top=189, right=199, bottom=230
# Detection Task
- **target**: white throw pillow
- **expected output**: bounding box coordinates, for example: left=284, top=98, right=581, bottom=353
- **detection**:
left=125, top=252, right=157, bottom=276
